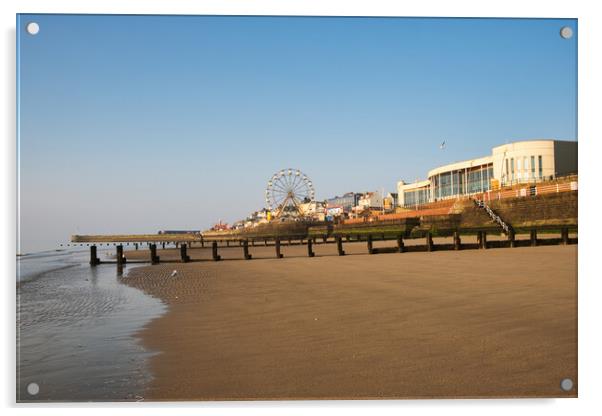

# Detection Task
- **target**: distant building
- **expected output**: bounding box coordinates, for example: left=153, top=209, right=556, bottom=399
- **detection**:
left=397, top=139, right=577, bottom=208
left=326, top=205, right=344, bottom=217
left=357, top=191, right=383, bottom=210
left=231, top=221, right=245, bottom=230
left=210, top=220, right=229, bottom=231
left=158, top=230, right=201, bottom=234
left=255, top=208, right=269, bottom=220
left=326, top=192, right=361, bottom=213
left=383, top=192, right=398, bottom=210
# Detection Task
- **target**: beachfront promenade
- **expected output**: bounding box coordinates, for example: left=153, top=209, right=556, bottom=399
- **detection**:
left=71, top=191, right=577, bottom=266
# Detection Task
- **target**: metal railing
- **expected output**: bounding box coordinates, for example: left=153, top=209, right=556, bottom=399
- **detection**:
left=473, top=199, right=512, bottom=235
left=476, top=179, right=577, bottom=203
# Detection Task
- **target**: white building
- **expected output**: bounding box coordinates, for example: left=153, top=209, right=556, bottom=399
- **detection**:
left=397, top=139, right=577, bottom=208
left=357, top=191, right=383, bottom=210
left=398, top=179, right=431, bottom=209
left=492, top=140, right=577, bottom=186
left=326, top=206, right=344, bottom=217
left=299, top=201, right=325, bottom=217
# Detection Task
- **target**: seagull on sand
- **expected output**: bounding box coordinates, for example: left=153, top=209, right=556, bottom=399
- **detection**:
left=171, top=270, right=178, bottom=277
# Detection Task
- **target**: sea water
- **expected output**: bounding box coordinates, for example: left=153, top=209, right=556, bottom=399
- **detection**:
left=17, top=248, right=166, bottom=402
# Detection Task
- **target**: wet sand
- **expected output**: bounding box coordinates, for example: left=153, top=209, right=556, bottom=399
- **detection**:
left=17, top=249, right=165, bottom=402
left=121, top=241, right=577, bottom=400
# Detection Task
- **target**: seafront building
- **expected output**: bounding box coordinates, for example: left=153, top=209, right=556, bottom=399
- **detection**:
left=326, top=192, right=361, bottom=213
left=383, top=193, right=399, bottom=211
left=357, top=191, right=384, bottom=211
left=397, top=139, right=577, bottom=208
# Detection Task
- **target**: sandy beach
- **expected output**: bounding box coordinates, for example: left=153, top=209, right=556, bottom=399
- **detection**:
left=121, top=241, right=577, bottom=400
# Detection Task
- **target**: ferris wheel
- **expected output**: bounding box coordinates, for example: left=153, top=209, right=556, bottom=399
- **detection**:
left=266, top=168, right=315, bottom=218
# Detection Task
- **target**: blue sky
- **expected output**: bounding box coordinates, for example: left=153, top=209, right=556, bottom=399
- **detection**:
left=17, top=15, right=577, bottom=253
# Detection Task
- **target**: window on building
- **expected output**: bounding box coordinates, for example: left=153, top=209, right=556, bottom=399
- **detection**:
left=505, top=159, right=509, bottom=183
left=417, top=189, right=424, bottom=205
left=510, top=158, right=514, bottom=182
left=538, top=155, right=543, bottom=179
left=531, top=156, right=535, bottom=179
left=440, top=172, right=452, bottom=198
left=404, top=190, right=415, bottom=207
left=481, top=167, right=486, bottom=191
left=404, top=188, right=429, bottom=207
left=467, top=169, right=483, bottom=194
left=450, top=171, right=461, bottom=196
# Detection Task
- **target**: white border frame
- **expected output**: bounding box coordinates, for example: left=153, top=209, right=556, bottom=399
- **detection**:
left=3, top=1, right=600, bottom=415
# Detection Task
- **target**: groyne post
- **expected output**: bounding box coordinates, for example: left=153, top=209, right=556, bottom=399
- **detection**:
left=275, top=238, right=284, bottom=258
left=116, top=245, right=126, bottom=265
left=180, top=243, right=190, bottom=263
left=201, top=236, right=204, bottom=248
left=89, top=245, right=100, bottom=266
left=150, top=244, right=160, bottom=265
left=336, top=236, right=345, bottom=256
left=481, top=231, right=488, bottom=249
left=508, top=229, right=515, bottom=248
left=226, top=240, right=230, bottom=247
left=264, top=239, right=268, bottom=247
left=561, top=228, right=569, bottom=245
left=134, top=243, right=138, bottom=250
left=307, top=238, right=315, bottom=257
left=426, top=232, right=434, bottom=252
left=453, top=231, right=461, bottom=250
left=161, top=242, right=165, bottom=249
left=323, top=235, right=328, bottom=243
left=212, top=241, right=221, bottom=261
left=397, top=234, right=405, bottom=253
left=243, top=240, right=252, bottom=260
left=367, top=234, right=374, bottom=254
left=530, top=229, right=538, bottom=247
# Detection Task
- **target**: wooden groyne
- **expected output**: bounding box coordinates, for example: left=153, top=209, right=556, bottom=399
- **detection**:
left=82, top=226, right=577, bottom=267
left=71, top=233, right=201, bottom=243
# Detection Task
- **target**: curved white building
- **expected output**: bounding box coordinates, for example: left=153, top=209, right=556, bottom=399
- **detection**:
left=397, top=139, right=577, bottom=207
left=492, top=140, right=577, bottom=186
